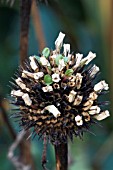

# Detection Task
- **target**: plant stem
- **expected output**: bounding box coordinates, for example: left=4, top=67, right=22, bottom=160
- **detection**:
left=31, top=0, right=46, bottom=51
left=0, top=97, right=16, bottom=140
left=20, top=0, right=32, bottom=67
left=54, top=143, right=68, bottom=170
left=19, top=1, right=36, bottom=169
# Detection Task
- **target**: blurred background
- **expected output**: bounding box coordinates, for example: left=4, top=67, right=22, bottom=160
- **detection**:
left=0, top=0, right=113, bottom=169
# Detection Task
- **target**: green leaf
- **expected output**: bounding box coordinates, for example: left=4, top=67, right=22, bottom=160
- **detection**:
left=55, top=54, right=63, bottom=65
left=42, top=47, right=50, bottom=58
left=44, top=74, right=53, bottom=85
left=65, top=69, right=74, bottom=76
left=63, top=57, right=68, bottom=63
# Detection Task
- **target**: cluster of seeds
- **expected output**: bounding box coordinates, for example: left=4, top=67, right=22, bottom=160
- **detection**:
left=10, top=32, right=110, bottom=144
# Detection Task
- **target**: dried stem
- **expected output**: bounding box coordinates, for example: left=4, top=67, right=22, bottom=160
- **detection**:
left=0, top=98, right=16, bottom=140
left=20, top=0, right=32, bottom=67
left=19, top=1, right=35, bottom=169
left=0, top=98, right=34, bottom=169
left=54, top=143, right=68, bottom=170
left=42, top=134, right=48, bottom=170
left=8, top=130, right=32, bottom=170
left=31, top=0, right=46, bottom=51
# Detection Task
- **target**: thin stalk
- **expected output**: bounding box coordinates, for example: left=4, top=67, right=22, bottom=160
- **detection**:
left=19, top=1, right=35, bottom=169
left=0, top=98, right=16, bottom=140
left=20, top=0, right=32, bottom=67
left=54, top=143, right=68, bottom=170
left=31, top=0, right=46, bottom=51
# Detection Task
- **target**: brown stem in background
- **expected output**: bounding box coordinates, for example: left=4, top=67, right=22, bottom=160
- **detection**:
left=42, top=134, right=48, bottom=170
left=0, top=97, right=35, bottom=169
left=54, top=143, right=68, bottom=170
left=19, top=1, right=35, bottom=169
left=31, top=0, right=46, bottom=52
left=0, top=98, right=16, bottom=140
left=20, top=0, right=32, bottom=67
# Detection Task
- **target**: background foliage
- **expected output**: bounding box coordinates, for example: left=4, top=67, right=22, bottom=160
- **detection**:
left=0, top=0, right=113, bottom=170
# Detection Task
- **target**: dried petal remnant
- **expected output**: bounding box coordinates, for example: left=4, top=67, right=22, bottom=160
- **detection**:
left=11, top=90, right=24, bottom=97
left=52, top=73, right=61, bottom=83
left=43, top=105, right=61, bottom=118
left=94, top=81, right=109, bottom=92
left=75, top=115, right=83, bottom=126
left=93, top=110, right=110, bottom=120
left=29, top=56, right=38, bottom=71
left=55, top=32, right=65, bottom=50
left=42, top=86, right=53, bottom=92
left=68, top=90, right=77, bottom=103
left=75, top=73, right=83, bottom=89
left=63, top=44, right=70, bottom=56
left=22, top=93, right=32, bottom=106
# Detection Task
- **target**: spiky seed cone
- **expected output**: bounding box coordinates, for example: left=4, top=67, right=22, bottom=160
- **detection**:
left=10, top=32, right=110, bottom=145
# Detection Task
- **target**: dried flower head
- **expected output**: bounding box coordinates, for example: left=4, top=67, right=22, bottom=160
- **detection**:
left=10, top=32, right=110, bottom=144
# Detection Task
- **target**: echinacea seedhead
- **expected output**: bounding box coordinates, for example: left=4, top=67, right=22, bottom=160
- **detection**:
left=10, top=32, right=110, bottom=145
